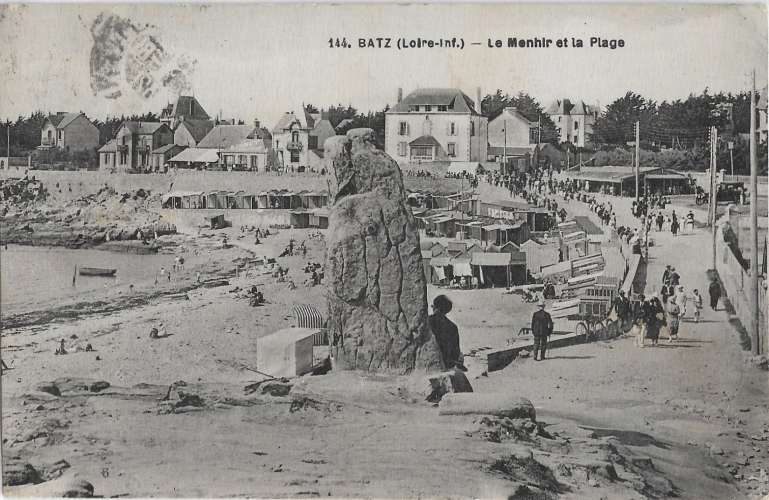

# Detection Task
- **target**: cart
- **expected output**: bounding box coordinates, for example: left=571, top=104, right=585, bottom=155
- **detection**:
left=570, top=276, right=621, bottom=341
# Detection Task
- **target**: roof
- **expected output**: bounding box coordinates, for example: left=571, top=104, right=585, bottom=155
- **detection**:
left=565, top=166, right=660, bottom=183
left=152, top=143, right=182, bottom=154
left=272, top=109, right=317, bottom=133
left=121, top=121, right=167, bottom=135
left=197, top=125, right=257, bottom=149
left=489, top=106, right=536, bottom=124
left=223, top=138, right=269, bottom=154
left=56, top=112, right=83, bottom=129
left=390, top=88, right=479, bottom=114
left=161, top=96, right=210, bottom=121
left=47, top=113, right=67, bottom=127
left=162, top=191, right=203, bottom=202
left=291, top=304, right=324, bottom=329
left=98, top=139, right=117, bottom=153
left=471, top=252, right=513, bottom=266
left=168, top=147, right=220, bottom=163
left=409, top=135, right=442, bottom=147
left=177, top=119, right=214, bottom=142
left=546, top=98, right=598, bottom=116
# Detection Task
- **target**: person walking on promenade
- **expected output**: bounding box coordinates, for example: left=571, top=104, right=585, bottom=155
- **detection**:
left=692, top=289, right=703, bottom=322
left=632, top=295, right=647, bottom=347
left=675, top=285, right=688, bottom=320
left=613, top=290, right=631, bottom=330
left=662, top=265, right=672, bottom=287
left=708, top=279, right=721, bottom=310
left=685, top=210, right=695, bottom=234
left=646, top=294, right=665, bottom=347
left=671, top=216, right=680, bottom=236
left=661, top=282, right=672, bottom=305
left=656, top=212, right=665, bottom=232
left=531, top=299, right=554, bottom=361
left=667, top=296, right=681, bottom=342
left=669, top=267, right=680, bottom=287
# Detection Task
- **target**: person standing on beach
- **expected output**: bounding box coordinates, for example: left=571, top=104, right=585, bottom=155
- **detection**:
left=428, top=295, right=464, bottom=370
left=667, top=296, right=681, bottom=342
left=531, top=299, right=553, bottom=361
left=692, top=289, right=703, bottom=322
left=708, top=279, right=721, bottom=310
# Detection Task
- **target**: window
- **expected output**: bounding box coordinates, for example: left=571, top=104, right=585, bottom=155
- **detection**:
left=573, top=135, right=578, bottom=143
left=398, top=122, right=409, bottom=136
left=558, top=116, right=561, bottom=122
left=238, top=154, right=247, bottom=165
left=410, top=105, right=418, bottom=112
left=470, top=121, right=475, bottom=136
left=410, top=146, right=433, bottom=161
left=275, top=140, right=280, bottom=149
left=529, top=128, right=538, bottom=144
left=250, top=155, right=258, bottom=169
left=447, top=143, right=456, bottom=157
left=449, top=122, right=456, bottom=136
left=290, top=150, right=300, bottom=163
left=425, top=105, right=432, bottom=112
left=397, top=142, right=407, bottom=156
left=57, top=130, right=62, bottom=140
left=574, top=121, right=579, bottom=130
left=291, top=131, right=299, bottom=143
left=438, top=105, right=447, bottom=112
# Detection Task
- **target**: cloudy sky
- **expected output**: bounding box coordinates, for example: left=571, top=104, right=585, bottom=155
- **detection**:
left=0, top=3, right=766, bottom=127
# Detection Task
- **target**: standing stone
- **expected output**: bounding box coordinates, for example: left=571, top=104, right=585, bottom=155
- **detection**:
left=325, top=129, right=443, bottom=373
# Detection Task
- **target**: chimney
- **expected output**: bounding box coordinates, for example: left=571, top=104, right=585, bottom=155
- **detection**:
left=477, top=87, right=482, bottom=114
left=397, top=88, right=403, bottom=103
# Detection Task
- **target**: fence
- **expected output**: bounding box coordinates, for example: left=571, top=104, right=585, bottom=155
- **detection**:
left=715, top=216, right=768, bottom=354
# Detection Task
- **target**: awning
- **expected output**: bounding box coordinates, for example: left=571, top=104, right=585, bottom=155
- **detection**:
left=291, top=304, right=324, bottom=329
left=471, top=253, right=513, bottom=267
left=431, top=257, right=451, bottom=267
left=452, top=259, right=473, bottom=277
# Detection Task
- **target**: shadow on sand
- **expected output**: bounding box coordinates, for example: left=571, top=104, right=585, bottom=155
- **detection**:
left=580, top=426, right=672, bottom=449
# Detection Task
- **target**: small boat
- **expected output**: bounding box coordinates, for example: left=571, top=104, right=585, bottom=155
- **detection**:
left=79, top=267, right=117, bottom=277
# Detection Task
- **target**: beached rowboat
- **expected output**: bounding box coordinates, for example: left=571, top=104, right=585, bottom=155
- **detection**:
left=78, top=267, right=117, bottom=277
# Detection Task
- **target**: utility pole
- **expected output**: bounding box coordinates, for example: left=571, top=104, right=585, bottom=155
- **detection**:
left=749, top=70, right=760, bottom=355
left=728, top=140, right=734, bottom=176
left=503, top=120, right=507, bottom=175
left=634, top=121, right=640, bottom=203
left=710, top=126, right=718, bottom=270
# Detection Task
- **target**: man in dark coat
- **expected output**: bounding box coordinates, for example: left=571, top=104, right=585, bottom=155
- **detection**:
left=531, top=299, right=554, bottom=361
left=428, top=295, right=464, bottom=370
left=708, top=279, right=721, bottom=310
left=613, top=290, right=630, bottom=328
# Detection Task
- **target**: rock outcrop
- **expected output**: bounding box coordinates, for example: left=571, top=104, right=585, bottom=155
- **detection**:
left=325, top=129, right=442, bottom=373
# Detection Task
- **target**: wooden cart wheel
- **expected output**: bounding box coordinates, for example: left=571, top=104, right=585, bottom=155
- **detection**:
left=575, top=322, right=588, bottom=337
left=593, top=320, right=607, bottom=340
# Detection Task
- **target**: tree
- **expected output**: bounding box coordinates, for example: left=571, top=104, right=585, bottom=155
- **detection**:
left=591, top=91, right=656, bottom=146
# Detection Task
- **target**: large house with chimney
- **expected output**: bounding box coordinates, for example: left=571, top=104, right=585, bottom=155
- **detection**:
left=545, top=98, right=600, bottom=148
left=98, top=121, right=173, bottom=172
left=272, top=109, right=336, bottom=172
left=384, top=88, right=488, bottom=165
left=38, top=112, right=99, bottom=152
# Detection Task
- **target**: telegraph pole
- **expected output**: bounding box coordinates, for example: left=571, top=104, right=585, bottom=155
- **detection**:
left=749, top=70, right=760, bottom=355
left=634, top=121, right=640, bottom=202
left=710, top=126, right=718, bottom=269
left=503, top=120, right=507, bottom=175
left=728, top=140, right=734, bottom=176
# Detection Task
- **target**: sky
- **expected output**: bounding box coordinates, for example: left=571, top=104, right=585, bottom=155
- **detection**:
left=0, top=3, right=767, bottom=128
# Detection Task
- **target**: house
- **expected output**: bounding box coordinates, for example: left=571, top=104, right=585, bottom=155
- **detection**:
left=521, top=238, right=560, bottom=274
left=545, top=99, right=599, bottom=148
left=38, top=112, right=99, bottom=152
left=160, top=96, right=211, bottom=130
left=197, top=123, right=272, bottom=170
left=384, top=87, right=488, bottom=164
left=150, top=144, right=186, bottom=172
left=487, top=107, right=539, bottom=172
left=174, top=119, right=214, bottom=147
left=272, top=109, right=336, bottom=172
left=104, top=121, right=173, bottom=172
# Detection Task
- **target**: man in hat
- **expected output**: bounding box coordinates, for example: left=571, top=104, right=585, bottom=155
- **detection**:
left=531, top=299, right=554, bottom=361
left=428, top=295, right=465, bottom=370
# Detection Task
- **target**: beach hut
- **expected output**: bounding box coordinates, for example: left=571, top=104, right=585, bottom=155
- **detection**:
left=471, top=251, right=527, bottom=287
left=205, top=213, right=226, bottom=229
left=256, top=327, right=318, bottom=378
left=309, top=208, right=329, bottom=229
left=290, top=210, right=311, bottom=228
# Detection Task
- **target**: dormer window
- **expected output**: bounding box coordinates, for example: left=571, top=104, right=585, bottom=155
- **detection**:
left=425, top=105, right=432, bottom=112
left=438, top=105, right=447, bottom=112
left=410, top=105, right=419, bottom=112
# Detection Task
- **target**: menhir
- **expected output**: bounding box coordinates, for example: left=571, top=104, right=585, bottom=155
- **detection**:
left=325, top=129, right=443, bottom=373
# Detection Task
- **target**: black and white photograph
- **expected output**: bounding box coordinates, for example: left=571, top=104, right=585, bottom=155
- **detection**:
left=0, top=3, right=768, bottom=498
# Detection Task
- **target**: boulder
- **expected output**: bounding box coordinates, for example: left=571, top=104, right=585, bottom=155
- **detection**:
left=2, top=458, right=41, bottom=486
left=407, top=369, right=473, bottom=402
left=61, top=479, right=94, bottom=498
left=439, top=393, right=536, bottom=421
left=34, top=382, right=60, bottom=397
left=325, top=129, right=442, bottom=373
